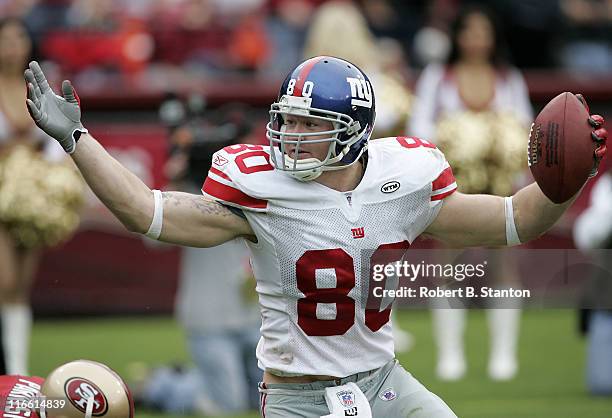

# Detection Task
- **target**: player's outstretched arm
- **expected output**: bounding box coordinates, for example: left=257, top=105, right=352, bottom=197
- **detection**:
left=426, top=104, right=607, bottom=248
left=424, top=191, right=506, bottom=247
left=425, top=185, right=575, bottom=248
left=24, top=61, right=252, bottom=247
left=72, top=134, right=252, bottom=246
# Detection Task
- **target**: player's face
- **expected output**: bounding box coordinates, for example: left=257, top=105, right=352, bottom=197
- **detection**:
left=281, top=115, right=335, bottom=161
left=457, top=12, right=494, bottom=60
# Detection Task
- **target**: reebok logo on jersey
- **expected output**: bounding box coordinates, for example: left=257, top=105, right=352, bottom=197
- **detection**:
left=213, top=154, right=228, bottom=167
left=351, top=227, right=365, bottom=239
left=381, top=181, right=400, bottom=194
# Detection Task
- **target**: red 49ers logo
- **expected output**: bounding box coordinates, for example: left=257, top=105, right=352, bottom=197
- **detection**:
left=65, top=378, right=108, bottom=416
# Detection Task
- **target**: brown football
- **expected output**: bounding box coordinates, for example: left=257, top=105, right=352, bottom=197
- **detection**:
left=528, top=92, right=594, bottom=203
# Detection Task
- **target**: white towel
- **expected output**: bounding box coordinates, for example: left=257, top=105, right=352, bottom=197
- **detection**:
left=321, top=382, right=372, bottom=418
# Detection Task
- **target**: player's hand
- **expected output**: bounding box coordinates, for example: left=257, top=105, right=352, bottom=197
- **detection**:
left=576, top=94, right=607, bottom=177
left=24, top=61, right=88, bottom=154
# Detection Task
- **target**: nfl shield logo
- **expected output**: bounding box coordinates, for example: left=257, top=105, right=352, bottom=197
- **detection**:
left=337, top=390, right=355, bottom=407
left=379, top=387, right=397, bottom=401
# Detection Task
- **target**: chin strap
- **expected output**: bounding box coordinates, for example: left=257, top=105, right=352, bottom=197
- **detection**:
left=85, top=397, right=94, bottom=418
left=39, top=401, right=46, bottom=418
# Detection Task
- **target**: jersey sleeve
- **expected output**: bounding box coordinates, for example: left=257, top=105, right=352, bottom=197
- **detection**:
left=430, top=163, right=457, bottom=202
left=419, top=146, right=457, bottom=235
left=0, top=375, right=44, bottom=418
left=390, top=136, right=458, bottom=203
left=201, top=146, right=269, bottom=212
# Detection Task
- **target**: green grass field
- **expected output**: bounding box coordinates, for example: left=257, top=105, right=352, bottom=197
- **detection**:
left=31, top=309, right=612, bottom=418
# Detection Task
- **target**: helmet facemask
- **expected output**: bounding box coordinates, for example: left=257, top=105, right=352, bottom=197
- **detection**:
left=266, top=95, right=366, bottom=181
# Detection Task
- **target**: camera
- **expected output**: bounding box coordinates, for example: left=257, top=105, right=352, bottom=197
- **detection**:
left=159, top=92, right=254, bottom=187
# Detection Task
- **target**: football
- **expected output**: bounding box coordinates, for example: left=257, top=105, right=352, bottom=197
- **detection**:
left=528, top=92, right=595, bottom=203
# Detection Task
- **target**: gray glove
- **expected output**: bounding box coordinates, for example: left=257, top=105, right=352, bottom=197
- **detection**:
left=24, top=61, right=88, bottom=154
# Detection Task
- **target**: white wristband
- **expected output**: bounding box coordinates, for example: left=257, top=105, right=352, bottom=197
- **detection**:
left=145, top=189, right=164, bottom=240
left=505, top=196, right=521, bottom=246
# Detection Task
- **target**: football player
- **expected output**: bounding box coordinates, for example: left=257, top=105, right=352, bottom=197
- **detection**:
left=0, top=359, right=134, bottom=418
left=24, top=57, right=606, bottom=417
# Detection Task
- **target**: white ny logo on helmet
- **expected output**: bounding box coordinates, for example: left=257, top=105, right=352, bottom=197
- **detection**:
left=346, top=77, right=373, bottom=108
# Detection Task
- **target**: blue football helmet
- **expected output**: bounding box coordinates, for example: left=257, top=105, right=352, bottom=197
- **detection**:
left=266, top=56, right=376, bottom=181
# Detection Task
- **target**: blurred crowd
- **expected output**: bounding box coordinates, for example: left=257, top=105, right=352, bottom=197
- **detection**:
left=1, top=0, right=611, bottom=83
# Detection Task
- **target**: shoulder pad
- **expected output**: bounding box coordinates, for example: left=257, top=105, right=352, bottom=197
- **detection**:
left=202, top=144, right=273, bottom=212
left=369, top=137, right=457, bottom=202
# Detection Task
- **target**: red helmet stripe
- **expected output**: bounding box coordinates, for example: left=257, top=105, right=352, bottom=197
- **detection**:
left=293, top=56, right=324, bottom=97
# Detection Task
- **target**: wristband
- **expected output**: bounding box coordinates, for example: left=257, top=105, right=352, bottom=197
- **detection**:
left=145, top=190, right=164, bottom=240
left=505, top=196, right=521, bottom=246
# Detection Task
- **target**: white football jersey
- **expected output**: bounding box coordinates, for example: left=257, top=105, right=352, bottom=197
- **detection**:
left=202, top=136, right=457, bottom=377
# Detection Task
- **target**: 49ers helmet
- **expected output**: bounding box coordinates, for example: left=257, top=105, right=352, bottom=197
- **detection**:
left=40, top=360, right=134, bottom=418
left=266, top=56, right=376, bottom=181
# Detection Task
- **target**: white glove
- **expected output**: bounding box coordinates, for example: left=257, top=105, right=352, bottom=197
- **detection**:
left=24, top=61, right=88, bottom=154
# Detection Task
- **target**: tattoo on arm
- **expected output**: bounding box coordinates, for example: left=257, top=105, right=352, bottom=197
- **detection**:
left=161, top=192, right=234, bottom=217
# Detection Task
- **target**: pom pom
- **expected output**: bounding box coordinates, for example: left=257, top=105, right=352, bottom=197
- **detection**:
left=0, top=145, right=84, bottom=248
